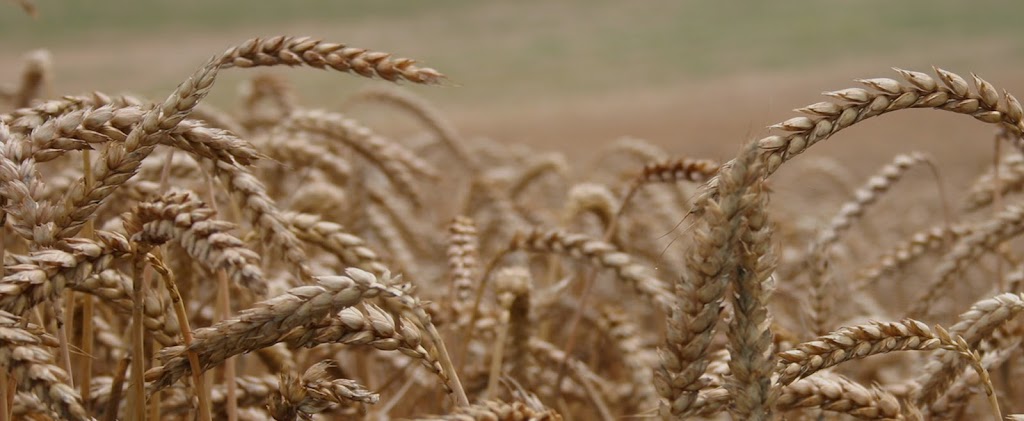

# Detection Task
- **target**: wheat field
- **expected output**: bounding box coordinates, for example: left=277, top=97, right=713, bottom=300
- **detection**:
left=4, top=2, right=1024, bottom=421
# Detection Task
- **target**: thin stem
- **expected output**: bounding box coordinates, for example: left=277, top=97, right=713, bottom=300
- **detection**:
left=0, top=371, right=7, bottom=421
left=53, top=293, right=75, bottom=389
left=552, top=268, right=596, bottom=401
left=216, top=268, right=238, bottom=421
left=994, top=133, right=1006, bottom=292
left=423, top=322, right=469, bottom=406
left=130, top=252, right=147, bottom=421
left=103, top=354, right=131, bottom=421
left=205, top=170, right=238, bottom=421
left=0, top=212, right=7, bottom=421
left=148, top=253, right=211, bottom=421
left=483, top=306, right=511, bottom=399
left=604, top=180, right=641, bottom=243
left=457, top=249, right=508, bottom=372
left=80, top=148, right=96, bottom=407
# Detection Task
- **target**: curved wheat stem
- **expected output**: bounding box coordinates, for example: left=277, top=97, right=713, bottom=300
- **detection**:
left=342, top=86, right=478, bottom=171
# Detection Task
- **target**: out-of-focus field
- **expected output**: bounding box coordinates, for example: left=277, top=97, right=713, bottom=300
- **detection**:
left=3, top=0, right=1024, bottom=177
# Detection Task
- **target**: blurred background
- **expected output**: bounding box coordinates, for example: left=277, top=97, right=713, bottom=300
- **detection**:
left=2, top=0, right=1023, bottom=179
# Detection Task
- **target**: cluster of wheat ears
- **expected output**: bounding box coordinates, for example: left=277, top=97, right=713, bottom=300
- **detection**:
left=3, top=25, right=1024, bottom=421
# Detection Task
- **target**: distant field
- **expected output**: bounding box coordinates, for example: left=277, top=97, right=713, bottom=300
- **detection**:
left=4, top=1, right=1024, bottom=99
left=2, top=0, right=1024, bottom=164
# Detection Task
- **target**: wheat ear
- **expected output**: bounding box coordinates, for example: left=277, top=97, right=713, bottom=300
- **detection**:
left=776, top=319, right=1000, bottom=420
left=0, top=232, right=131, bottom=315
left=909, top=204, right=1024, bottom=318
left=409, top=400, right=562, bottom=421
left=277, top=109, right=434, bottom=207
left=657, top=142, right=761, bottom=419
left=145, top=268, right=395, bottom=391
left=282, top=211, right=389, bottom=277
left=856, top=222, right=973, bottom=289
left=695, top=68, right=1024, bottom=209
left=124, top=190, right=267, bottom=296
left=776, top=372, right=903, bottom=420
left=446, top=216, right=479, bottom=327
left=813, top=152, right=930, bottom=250
left=0, top=310, right=89, bottom=421
left=56, top=35, right=443, bottom=241
left=914, top=293, right=1024, bottom=409
left=597, top=306, right=660, bottom=413
left=726, top=144, right=778, bottom=420
left=267, top=361, right=378, bottom=421
left=965, top=153, right=1024, bottom=211
left=503, top=229, right=673, bottom=309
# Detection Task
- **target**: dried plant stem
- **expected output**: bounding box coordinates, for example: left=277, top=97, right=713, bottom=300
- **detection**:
left=53, top=295, right=74, bottom=389
left=993, top=133, right=1007, bottom=293
left=0, top=212, right=5, bottom=421
left=0, top=373, right=6, bottom=421
left=216, top=269, right=238, bottom=421
left=483, top=306, right=510, bottom=400
left=130, top=253, right=147, bottom=421
left=551, top=267, right=595, bottom=404
left=148, top=253, right=211, bottom=421
left=207, top=169, right=239, bottom=421
left=79, top=148, right=95, bottom=408
left=102, top=355, right=130, bottom=421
